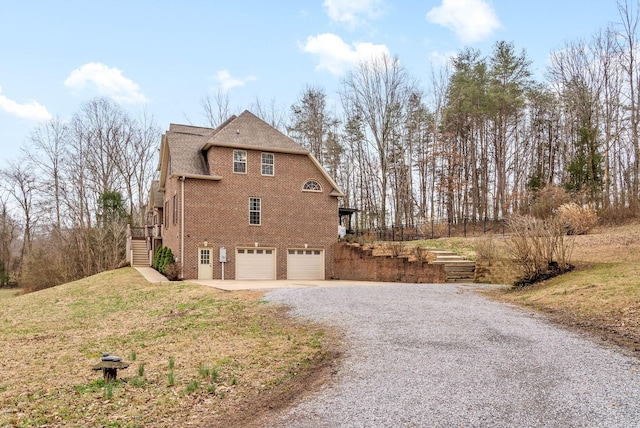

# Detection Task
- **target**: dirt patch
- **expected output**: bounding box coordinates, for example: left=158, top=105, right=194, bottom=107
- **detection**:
left=205, top=333, right=344, bottom=428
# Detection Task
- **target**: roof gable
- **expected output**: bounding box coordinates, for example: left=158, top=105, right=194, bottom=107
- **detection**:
left=203, top=110, right=307, bottom=154
left=157, top=110, right=344, bottom=197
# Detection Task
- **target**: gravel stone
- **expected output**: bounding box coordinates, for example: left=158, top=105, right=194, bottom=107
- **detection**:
left=265, top=283, right=640, bottom=428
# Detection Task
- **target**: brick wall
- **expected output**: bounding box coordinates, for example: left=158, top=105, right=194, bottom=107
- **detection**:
left=332, top=243, right=447, bottom=283
left=161, top=173, right=181, bottom=266
left=163, top=147, right=339, bottom=279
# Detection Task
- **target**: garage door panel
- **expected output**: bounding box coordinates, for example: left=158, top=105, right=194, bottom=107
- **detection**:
left=236, top=248, right=275, bottom=280
left=287, top=249, right=324, bottom=280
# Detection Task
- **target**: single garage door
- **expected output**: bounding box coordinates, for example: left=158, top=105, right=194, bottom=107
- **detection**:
left=236, top=248, right=276, bottom=280
left=287, top=249, right=325, bottom=280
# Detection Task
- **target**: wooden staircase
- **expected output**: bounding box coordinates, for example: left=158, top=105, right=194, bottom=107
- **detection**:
left=131, top=240, right=150, bottom=267
left=427, top=250, right=476, bottom=283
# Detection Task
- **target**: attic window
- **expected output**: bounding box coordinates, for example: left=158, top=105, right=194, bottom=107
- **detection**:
left=303, top=179, right=322, bottom=192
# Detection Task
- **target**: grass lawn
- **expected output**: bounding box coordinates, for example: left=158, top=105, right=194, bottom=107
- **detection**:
left=485, top=223, right=640, bottom=357
left=0, top=268, right=333, bottom=427
left=0, top=288, right=20, bottom=300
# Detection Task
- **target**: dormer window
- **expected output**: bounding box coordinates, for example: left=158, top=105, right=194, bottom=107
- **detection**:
left=234, top=150, right=247, bottom=173
left=303, top=179, right=322, bottom=192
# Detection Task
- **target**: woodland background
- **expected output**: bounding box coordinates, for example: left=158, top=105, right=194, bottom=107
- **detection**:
left=2, top=2, right=640, bottom=289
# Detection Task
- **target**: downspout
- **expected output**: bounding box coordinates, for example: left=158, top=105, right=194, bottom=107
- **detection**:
left=181, top=176, right=185, bottom=279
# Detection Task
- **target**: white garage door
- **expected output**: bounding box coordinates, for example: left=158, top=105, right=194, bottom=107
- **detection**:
left=236, top=248, right=276, bottom=280
left=287, top=249, right=325, bottom=280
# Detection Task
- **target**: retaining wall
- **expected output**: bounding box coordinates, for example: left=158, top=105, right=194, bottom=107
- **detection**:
left=332, top=243, right=446, bottom=283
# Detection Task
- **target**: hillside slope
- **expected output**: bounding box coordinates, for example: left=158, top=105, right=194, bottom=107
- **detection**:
left=0, top=268, right=334, bottom=427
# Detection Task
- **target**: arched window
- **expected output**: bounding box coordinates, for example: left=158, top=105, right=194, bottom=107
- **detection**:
left=303, top=179, right=322, bottom=192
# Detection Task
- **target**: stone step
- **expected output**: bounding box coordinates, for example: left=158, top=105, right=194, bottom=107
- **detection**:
left=426, top=250, right=459, bottom=257
left=443, top=261, right=475, bottom=266
left=432, top=256, right=472, bottom=262
left=131, top=241, right=150, bottom=266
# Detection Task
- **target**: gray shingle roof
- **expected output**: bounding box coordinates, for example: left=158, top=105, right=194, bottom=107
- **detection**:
left=148, top=180, right=163, bottom=210
left=165, top=127, right=210, bottom=175
left=204, top=110, right=308, bottom=153
left=164, top=111, right=308, bottom=176
left=159, top=111, right=344, bottom=196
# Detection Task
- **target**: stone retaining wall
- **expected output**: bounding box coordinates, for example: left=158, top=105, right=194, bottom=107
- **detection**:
left=474, top=259, right=521, bottom=285
left=332, top=243, right=446, bottom=283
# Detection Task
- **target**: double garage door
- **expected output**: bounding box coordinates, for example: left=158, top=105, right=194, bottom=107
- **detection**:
left=235, top=248, right=324, bottom=280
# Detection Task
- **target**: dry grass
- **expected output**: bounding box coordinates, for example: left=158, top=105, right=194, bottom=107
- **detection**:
left=410, top=238, right=478, bottom=260
left=557, top=202, right=599, bottom=235
left=0, top=288, right=20, bottom=300
left=488, top=222, right=640, bottom=357
left=0, top=268, right=331, bottom=427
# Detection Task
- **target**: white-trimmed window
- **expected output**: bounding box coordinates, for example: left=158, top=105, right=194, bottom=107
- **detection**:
left=172, top=194, right=178, bottom=224
left=261, top=153, right=274, bottom=176
left=164, top=201, right=169, bottom=228
left=249, top=197, right=261, bottom=225
left=303, top=179, right=322, bottom=192
left=234, top=150, right=247, bottom=173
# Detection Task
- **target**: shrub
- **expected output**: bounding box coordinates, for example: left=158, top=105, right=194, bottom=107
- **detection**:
left=152, top=246, right=164, bottom=270
left=557, top=202, right=598, bottom=235
left=474, top=236, right=504, bottom=262
left=159, top=248, right=175, bottom=274
left=19, top=246, right=66, bottom=293
left=598, top=205, right=637, bottom=225
left=530, top=184, right=570, bottom=219
left=504, top=214, right=575, bottom=286
left=164, top=262, right=182, bottom=281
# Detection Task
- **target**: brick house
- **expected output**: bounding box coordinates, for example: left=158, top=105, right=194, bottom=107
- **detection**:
left=146, top=110, right=344, bottom=280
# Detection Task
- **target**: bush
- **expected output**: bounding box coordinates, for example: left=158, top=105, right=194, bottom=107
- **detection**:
left=557, top=202, right=598, bottom=235
left=530, top=185, right=570, bottom=219
left=159, top=247, right=175, bottom=274
left=19, top=247, right=66, bottom=293
left=505, top=214, right=575, bottom=286
left=474, top=236, right=504, bottom=262
left=152, top=246, right=164, bottom=270
left=597, top=205, right=637, bottom=225
left=164, top=262, right=182, bottom=281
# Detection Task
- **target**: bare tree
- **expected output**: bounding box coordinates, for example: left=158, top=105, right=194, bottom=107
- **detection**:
left=617, top=0, right=640, bottom=210
left=200, top=88, right=237, bottom=128
left=251, top=97, right=287, bottom=132
left=0, top=159, right=40, bottom=265
left=0, top=195, right=18, bottom=286
left=110, top=108, right=160, bottom=224
left=24, top=117, right=68, bottom=230
left=341, top=54, right=416, bottom=227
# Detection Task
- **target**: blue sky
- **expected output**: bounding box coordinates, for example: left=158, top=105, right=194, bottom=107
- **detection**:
left=0, top=0, right=622, bottom=165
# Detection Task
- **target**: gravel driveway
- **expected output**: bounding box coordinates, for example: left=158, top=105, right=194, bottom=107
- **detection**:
left=265, top=283, right=640, bottom=428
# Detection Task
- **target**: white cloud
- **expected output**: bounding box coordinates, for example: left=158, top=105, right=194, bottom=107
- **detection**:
left=0, top=86, right=52, bottom=122
left=323, top=0, right=384, bottom=28
left=214, top=70, right=257, bottom=92
left=300, top=33, right=390, bottom=75
left=64, top=62, right=147, bottom=104
left=429, top=50, right=456, bottom=67
left=427, top=0, right=501, bottom=43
